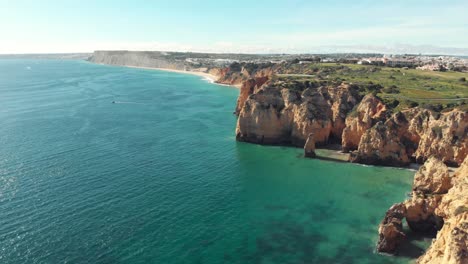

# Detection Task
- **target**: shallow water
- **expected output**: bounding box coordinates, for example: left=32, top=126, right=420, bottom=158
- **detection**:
left=0, top=60, right=419, bottom=263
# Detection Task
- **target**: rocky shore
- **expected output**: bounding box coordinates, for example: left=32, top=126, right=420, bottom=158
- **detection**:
left=89, top=51, right=467, bottom=262
left=89, top=50, right=467, bottom=167
left=231, top=67, right=467, bottom=167
left=377, top=156, right=467, bottom=263
left=223, top=61, right=467, bottom=263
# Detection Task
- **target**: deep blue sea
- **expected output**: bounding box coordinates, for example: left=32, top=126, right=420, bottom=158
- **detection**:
left=0, top=59, right=422, bottom=263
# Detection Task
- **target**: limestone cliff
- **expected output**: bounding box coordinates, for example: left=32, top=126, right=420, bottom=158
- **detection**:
left=235, top=77, right=269, bottom=114
left=350, top=108, right=467, bottom=167
left=342, top=94, right=387, bottom=152
left=377, top=157, right=468, bottom=263
left=413, top=109, right=468, bottom=166
left=211, top=65, right=274, bottom=87
left=89, top=51, right=187, bottom=70
left=234, top=73, right=466, bottom=167
left=90, top=50, right=467, bottom=168
left=235, top=83, right=361, bottom=146
left=419, top=157, right=468, bottom=264
left=350, top=119, right=411, bottom=166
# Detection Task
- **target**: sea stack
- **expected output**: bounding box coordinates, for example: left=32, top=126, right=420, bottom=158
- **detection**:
left=376, top=203, right=407, bottom=254
left=304, top=133, right=316, bottom=158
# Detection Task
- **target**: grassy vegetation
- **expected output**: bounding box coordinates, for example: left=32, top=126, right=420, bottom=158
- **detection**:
left=276, top=63, right=468, bottom=111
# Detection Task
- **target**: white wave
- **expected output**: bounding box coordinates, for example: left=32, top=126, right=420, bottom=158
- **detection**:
left=112, top=101, right=146, bottom=105
left=202, top=76, right=215, bottom=83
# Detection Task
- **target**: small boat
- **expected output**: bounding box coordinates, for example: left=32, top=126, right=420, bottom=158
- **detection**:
left=112, top=101, right=116, bottom=104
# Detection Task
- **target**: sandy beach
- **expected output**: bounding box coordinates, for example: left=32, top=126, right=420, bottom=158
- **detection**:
left=125, top=66, right=235, bottom=86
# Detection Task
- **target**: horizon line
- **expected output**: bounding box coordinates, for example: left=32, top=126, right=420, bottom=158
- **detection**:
left=0, top=50, right=467, bottom=57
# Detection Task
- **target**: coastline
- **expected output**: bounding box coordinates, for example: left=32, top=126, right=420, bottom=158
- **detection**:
left=125, top=65, right=240, bottom=88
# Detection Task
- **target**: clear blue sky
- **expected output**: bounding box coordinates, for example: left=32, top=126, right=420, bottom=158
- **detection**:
left=0, top=0, right=467, bottom=54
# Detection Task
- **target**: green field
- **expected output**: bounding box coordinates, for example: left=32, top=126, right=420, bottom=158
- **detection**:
left=276, top=63, right=468, bottom=111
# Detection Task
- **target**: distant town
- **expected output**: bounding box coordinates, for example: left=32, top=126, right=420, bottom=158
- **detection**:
left=1, top=52, right=467, bottom=72
left=184, top=53, right=468, bottom=72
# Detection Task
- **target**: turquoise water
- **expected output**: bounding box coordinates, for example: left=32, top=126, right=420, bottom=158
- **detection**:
left=0, top=60, right=417, bottom=264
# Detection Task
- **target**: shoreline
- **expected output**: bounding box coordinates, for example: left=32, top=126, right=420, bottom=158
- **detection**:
left=125, top=65, right=241, bottom=88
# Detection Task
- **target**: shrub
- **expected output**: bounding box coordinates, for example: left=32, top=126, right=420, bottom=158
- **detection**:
left=408, top=101, right=419, bottom=108
left=229, top=62, right=242, bottom=72
left=365, top=83, right=383, bottom=93
left=383, top=85, right=400, bottom=94
left=382, top=98, right=400, bottom=109
left=421, top=103, right=443, bottom=112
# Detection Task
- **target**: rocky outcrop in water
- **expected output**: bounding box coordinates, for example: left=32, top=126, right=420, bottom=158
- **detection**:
left=304, top=133, right=316, bottom=158
left=376, top=203, right=407, bottom=254
left=236, top=83, right=361, bottom=146
left=376, top=157, right=468, bottom=263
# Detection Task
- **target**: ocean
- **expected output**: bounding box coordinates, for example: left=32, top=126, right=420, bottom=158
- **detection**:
left=0, top=59, right=424, bottom=263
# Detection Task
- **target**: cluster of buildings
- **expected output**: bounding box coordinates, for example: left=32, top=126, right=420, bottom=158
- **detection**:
left=355, top=55, right=468, bottom=72
left=293, top=54, right=468, bottom=72
left=297, top=55, right=468, bottom=72
left=183, top=54, right=468, bottom=72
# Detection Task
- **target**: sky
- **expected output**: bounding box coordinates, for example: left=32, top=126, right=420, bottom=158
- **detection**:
left=0, top=0, right=467, bottom=54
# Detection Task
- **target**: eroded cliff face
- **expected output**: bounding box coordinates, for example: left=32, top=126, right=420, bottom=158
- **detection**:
left=234, top=73, right=466, bottom=167
left=342, top=94, right=387, bottom=152
left=419, top=157, right=468, bottom=264
left=235, top=83, right=361, bottom=146
left=235, top=77, right=269, bottom=115
left=350, top=119, right=411, bottom=166
left=210, top=65, right=274, bottom=87
left=376, top=157, right=468, bottom=263
left=350, top=108, right=467, bottom=167
left=414, top=110, right=468, bottom=166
